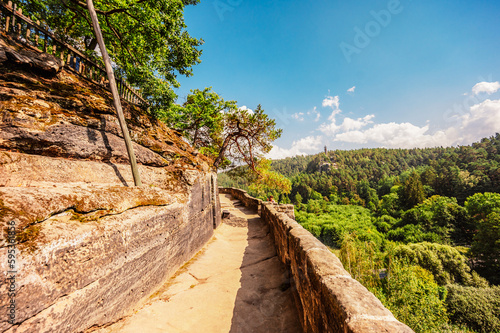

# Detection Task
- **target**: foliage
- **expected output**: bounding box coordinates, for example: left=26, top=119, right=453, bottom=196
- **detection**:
left=381, top=259, right=449, bottom=333
left=401, top=171, right=425, bottom=209
left=338, top=238, right=450, bottom=333
left=392, top=242, right=488, bottom=287
left=295, top=204, right=382, bottom=248
left=248, top=159, right=291, bottom=197
left=445, top=284, right=500, bottom=332
left=379, top=192, right=402, bottom=217
left=470, top=211, right=500, bottom=284
left=214, top=104, right=282, bottom=169
left=339, top=234, right=384, bottom=291
left=399, top=196, right=468, bottom=244
left=273, top=133, right=500, bottom=206
left=387, top=223, right=442, bottom=244
left=160, top=88, right=233, bottom=153
left=22, top=0, right=203, bottom=109
left=465, top=192, right=500, bottom=284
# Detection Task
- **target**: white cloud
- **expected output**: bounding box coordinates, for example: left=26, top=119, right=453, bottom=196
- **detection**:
left=334, top=122, right=453, bottom=148
left=322, top=95, right=340, bottom=110
left=292, top=112, right=305, bottom=121
left=307, top=107, right=321, bottom=122
left=458, top=99, right=500, bottom=143
left=319, top=114, right=374, bottom=135
left=472, top=81, right=500, bottom=96
left=273, top=91, right=500, bottom=158
left=267, top=136, right=323, bottom=159
left=347, top=86, right=356, bottom=93
left=292, top=108, right=321, bottom=122
left=239, top=106, right=253, bottom=114
left=324, top=98, right=500, bottom=149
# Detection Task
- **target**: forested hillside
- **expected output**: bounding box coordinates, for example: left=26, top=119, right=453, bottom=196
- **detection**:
left=219, top=134, right=500, bottom=333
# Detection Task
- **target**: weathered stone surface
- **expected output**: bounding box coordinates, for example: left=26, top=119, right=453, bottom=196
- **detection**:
left=0, top=123, right=170, bottom=166
left=0, top=33, right=212, bottom=171
left=347, top=318, right=414, bottom=333
left=0, top=184, right=177, bottom=238
left=221, top=188, right=415, bottom=333
left=0, top=172, right=219, bottom=333
left=0, top=34, right=62, bottom=75
left=0, top=151, right=185, bottom=189
left=0, top=39, right=221, bottom=333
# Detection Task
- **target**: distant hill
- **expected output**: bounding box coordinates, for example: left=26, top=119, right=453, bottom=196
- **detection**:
left=219, top=134, right=500, bottom=204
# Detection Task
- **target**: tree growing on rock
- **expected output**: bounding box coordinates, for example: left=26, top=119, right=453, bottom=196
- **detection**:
left=168, top=88, right=290, bottom=194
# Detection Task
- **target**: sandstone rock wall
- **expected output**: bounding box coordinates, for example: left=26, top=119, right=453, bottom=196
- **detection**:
left=0, top=33, right=221, bottom=332
left=1, top=165, right=219, bottom=333
left=220, top=188, right=413, bottom=333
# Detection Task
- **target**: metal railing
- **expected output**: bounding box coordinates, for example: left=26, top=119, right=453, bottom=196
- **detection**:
left=0, top=1, right=148, bottom=107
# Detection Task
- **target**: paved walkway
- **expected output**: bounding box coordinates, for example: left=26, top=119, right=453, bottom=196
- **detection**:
left=96, top=193, right=302, bottom=333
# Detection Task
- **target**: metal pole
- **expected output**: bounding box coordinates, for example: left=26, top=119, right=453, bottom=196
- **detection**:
left=86, top=0, right=142, bottom=186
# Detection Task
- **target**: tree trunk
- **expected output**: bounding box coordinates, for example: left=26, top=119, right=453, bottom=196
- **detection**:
left=86, top=0, right=142, bottom=186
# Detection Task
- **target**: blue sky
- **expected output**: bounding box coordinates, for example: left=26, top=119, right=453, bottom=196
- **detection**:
left=175, top=0, right=500, bottom=159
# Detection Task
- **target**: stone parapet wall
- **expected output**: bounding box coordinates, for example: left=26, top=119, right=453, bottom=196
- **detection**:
left=221, top=188, right=413, bottom=333
left=219, top=187, right=262, bottom=213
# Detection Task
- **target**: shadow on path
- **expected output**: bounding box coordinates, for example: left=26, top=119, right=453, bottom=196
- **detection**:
left=226, top=197, right=303, bottom=333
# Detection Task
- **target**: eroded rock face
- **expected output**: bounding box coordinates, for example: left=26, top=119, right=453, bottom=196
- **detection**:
left=0, top=34, right=222, bottom=333
left=0, top=34, right=211, bottom=172
left=0, top=34, right=62, bottom=75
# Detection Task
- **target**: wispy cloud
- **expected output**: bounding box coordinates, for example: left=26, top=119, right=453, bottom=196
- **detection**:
left=318, top=82, right=500, bottom=149
left=267, top=136, right=323, bottom=159
left=322, top=95, right=340, bottom=110
left=292, top=112, right=305, bottom=121
left=308, top=107, right=321, bottom=122
left=347, top=86, right=356, bottom=93
left=471, top=81, right=500, bottom=96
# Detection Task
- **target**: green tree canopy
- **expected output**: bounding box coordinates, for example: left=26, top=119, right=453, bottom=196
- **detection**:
left=401, top=171, right=425, bottom=209
left=465, top=192, right=500, bottom=283
left=23, top=0, right=203, bottom=108
left=400, top=195, right=468, bottom=243
left=392, top=242, right=488, bottom=287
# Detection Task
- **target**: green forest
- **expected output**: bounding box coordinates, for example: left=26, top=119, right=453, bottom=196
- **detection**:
left=219, top=134, right=500, bottom=333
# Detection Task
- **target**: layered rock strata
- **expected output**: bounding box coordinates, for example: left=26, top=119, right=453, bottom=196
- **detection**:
left=0, top=33, right=220, bottom=332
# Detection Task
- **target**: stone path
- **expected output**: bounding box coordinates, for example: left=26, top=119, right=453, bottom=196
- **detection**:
left=95, top=193, right=302, bottom=333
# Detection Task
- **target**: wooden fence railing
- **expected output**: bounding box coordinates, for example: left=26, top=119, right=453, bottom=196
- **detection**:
left=0, top=1, right=148, bottom=107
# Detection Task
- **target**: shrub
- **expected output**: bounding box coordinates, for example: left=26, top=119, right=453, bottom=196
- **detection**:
left=392, top=242, right=488, bottom=287
left=382, top=259, right=448, bottom=333
left=446, top=284, right=500, bottom=332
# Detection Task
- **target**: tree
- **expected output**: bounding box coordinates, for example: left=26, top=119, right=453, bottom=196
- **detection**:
left=401, top=171, right=425, bottom=209
left=465, top=192, right=500, bottom=283
left=167, top=90, right=282, bottom=170
left=470, top=212, right=500, bottom=284
left=392, top=242, right=488, bottom=287
left=248, top=159, right=291, bottom=196
left=400, top=195, right=468, bottom=243
left=381, top=259, right=448, bottom=333
left=23, top=0, right=202, bottom=109
left=163, top=87, right=233, bottom=155
left=214, top=104, right=282, bottom=170
left=294, top=193, right=303, bottom=206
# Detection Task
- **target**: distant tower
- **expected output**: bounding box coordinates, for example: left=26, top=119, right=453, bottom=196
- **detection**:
left=324, top=146, right=327, bottom=155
